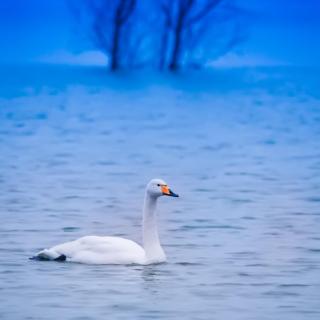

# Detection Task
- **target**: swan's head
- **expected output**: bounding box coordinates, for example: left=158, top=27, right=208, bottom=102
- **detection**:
left=146, top=178, right=179, bottom=198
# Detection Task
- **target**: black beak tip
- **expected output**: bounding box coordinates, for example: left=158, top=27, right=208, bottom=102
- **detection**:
left=163, top=188, right=179, bottom=197
left=169, top=190, right=179, bottom=197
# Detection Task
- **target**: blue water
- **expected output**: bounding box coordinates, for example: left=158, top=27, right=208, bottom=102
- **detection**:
left=0, top=66, right=320, bottom=319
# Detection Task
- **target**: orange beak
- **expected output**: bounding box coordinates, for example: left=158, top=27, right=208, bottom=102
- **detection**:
left=161, top=185, right=179, bottom=197
left=161, top=185, right=170, bottom=195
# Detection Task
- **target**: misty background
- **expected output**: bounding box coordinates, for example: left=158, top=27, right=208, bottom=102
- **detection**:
left=1, top=0, right=319, bottom=68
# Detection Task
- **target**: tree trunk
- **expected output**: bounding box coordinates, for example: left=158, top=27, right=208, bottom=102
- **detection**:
left=169, top=23, right=182, bottom=71
left=159, top=24, right=169, bottom=70
left=168, top=2, right=186, bottom=71
left=110, top=20, right=121, bottom=71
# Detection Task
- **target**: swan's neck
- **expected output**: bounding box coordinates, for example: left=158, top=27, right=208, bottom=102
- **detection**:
left=142, top=193, right=165, bottom=262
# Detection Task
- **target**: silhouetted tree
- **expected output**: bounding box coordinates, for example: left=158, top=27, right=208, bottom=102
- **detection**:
left=160, top=0, right=225, bottom=71
left=70, top=0, right=137, bottom=71
left=159, top=0, right=243, bottom=71
left=110, top=0, right=136, bottom=70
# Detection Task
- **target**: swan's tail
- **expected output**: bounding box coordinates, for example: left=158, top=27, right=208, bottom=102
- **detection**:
left=30, top=249, right=67, bottom=262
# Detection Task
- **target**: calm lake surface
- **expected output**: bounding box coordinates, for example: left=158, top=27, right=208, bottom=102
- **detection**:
left=0, top=66, right=320, bottom=319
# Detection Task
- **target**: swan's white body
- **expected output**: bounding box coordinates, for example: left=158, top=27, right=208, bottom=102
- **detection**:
left=34, top=179, right=178, bottom=265
left=40, top=236, right=147, bottom=265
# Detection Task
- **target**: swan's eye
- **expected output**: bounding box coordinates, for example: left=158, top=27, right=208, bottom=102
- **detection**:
left=157, top=184, right=160, bottom=187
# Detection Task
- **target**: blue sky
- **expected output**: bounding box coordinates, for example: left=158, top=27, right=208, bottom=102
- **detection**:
left=0, top=0, right=319, bottom=66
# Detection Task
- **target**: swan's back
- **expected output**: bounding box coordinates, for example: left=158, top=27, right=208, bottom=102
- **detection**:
left=41, top=236, right=146, bottom=265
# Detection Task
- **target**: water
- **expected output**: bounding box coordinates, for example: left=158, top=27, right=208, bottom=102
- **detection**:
left=1, top=66, right=320, bottom=319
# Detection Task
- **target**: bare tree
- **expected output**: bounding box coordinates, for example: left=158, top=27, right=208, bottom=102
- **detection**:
left=70, top=0, right=137, bottom=71
left=160, top=0, right=226, bottom=71
left=110, top=0, right=136, bottom=70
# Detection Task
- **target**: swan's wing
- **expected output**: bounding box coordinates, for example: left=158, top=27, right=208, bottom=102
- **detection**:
left=38, top=236, right=146, bottom=265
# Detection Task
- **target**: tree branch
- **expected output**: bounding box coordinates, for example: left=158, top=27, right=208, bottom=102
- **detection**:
left=119, top=0, right=136, bottom=24
left=180, top=0, right=195, bottom=19
left=187, top=0, right=223, bottom=26
left=160, top=1, right=173, bottom=29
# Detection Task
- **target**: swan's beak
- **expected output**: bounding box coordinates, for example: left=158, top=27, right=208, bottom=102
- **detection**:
left=161, top=185, right=179, bottom=197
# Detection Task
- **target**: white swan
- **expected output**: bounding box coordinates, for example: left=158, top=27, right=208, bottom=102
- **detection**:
left=32, top=178, right=179, bottom=265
